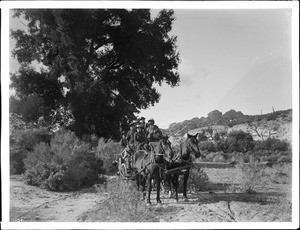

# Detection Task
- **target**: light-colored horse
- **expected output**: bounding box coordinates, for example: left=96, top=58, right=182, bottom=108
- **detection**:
left=165, top=133, right=201, bottom=202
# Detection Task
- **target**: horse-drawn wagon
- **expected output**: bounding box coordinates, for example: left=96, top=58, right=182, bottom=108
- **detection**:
left=113, top=134, right=201, bottom=205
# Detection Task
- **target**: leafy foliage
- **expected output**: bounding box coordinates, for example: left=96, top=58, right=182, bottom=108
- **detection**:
left=226, top=130, right=254, bottom=153
left=10, top=114, right=53, bottom=174
left=23, top=130, right=102, bottom=190
left=10, top=113, right=33, bottom=132
left=95, top=138, right=123, bottom=175
left=186, top=166, right=210, bottom=192
left=198, top=141, right=218, bottom=152
left=9, top=67, right=65, bottom=123
left=254, top=137, right=290, bottom=152
left=11, top=9, right=180, bottom=139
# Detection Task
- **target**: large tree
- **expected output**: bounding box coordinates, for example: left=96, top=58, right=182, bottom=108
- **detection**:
left=10, top=9, right=180, bottom=139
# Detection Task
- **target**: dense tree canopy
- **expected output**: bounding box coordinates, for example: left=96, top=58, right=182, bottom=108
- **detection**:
left=10, top=9, right=180, bottom=139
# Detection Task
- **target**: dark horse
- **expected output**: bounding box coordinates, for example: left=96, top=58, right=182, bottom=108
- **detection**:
left=165, top=133, right=201, bottom=202
left=133, top=137, right=173, bottom=205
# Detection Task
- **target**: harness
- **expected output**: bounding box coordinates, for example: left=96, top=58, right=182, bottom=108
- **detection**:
left=173, top=141, right=192, bottom=166
left=135, top=140, right=168, bottom=178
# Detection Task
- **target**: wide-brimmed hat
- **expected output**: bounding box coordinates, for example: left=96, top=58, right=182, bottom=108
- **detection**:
left=148, top=118, right=154, bottom=122
left=139, top=117, right=146, bottom=121
left=130, top=120, right=138, bottom=126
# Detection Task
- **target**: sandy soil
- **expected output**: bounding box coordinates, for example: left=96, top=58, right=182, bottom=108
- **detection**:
left=10, top=175, right=103, bottom=222
left=10, top=166, right=291, bottom=222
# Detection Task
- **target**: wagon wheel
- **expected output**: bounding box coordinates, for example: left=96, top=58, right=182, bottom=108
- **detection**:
left=120, top=163, right=128, bottom=178
left=118, top=158, right=123, bottom=176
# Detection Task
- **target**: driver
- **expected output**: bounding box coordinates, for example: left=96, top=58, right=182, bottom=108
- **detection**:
left=119, top=131, right=127, bottom=148
left=147, top=118, right=163, bottom=142
left=126, top=120, right=138, bottom=146
left=134, top=124, right=148, bottom=151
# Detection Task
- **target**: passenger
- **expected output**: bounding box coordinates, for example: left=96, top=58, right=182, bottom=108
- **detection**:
left=139, top=117, right=147, bottom=132
left=146, top=118, right=163, bottom=140
left=148, top=124, right=164, bottom=143
left=119, top=131, right=127, bottom=148
left=134, top=124, right=148, bottom=151
left=146, top=118, right=155, bottom=137
left=126, top=120, right=138, bottom=146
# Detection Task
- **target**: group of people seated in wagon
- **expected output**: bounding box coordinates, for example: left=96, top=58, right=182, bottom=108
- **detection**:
left=119, top=117, right=164, bottom=152
left=114, top=117, right=164, bottom=169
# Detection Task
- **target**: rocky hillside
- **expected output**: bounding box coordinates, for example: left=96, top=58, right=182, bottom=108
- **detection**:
left=163, top=109, right=292, bottom=143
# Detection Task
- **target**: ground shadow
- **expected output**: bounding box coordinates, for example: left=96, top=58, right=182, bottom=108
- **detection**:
left=187, top=191, right=287, bottom=205
left=199, top=182, right=237, bottom=192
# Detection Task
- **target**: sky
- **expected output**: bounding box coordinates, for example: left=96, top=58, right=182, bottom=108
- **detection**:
left=9, top=8, right=293, bottom=129
left=139, top=9, right=293, bottom=128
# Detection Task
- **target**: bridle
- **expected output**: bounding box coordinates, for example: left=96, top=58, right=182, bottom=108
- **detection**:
left=152, top=139, right=172, bottom=165
left=173, top=138, right=198, bottom=165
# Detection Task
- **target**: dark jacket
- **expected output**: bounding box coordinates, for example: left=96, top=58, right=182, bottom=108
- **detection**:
left=126, top=129, right=136, bottom=145
left=119, top=136, right=127, bottom=148
left=148, top=128, right=163, bottom=142
left=134, top=131, right=147, bottom=145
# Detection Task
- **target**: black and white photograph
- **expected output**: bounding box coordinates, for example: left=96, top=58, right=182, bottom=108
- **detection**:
left=1, top=1, right=299, bottom=229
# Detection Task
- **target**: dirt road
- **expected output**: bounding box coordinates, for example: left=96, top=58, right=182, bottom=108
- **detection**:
left=10, top=175, right=103, bottom=222
left=10, top=172, right=291, bottom=222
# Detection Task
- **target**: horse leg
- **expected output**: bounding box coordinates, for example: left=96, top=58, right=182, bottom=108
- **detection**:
left=183, top=170, right=190, bottom=201
left=136, top=174, right=140, bottom=191
left=147, top=174, right=152, bottom=205
left=166, top=175, right=173, bottom=198
left=172, top=174, right=179, bottom=202
left=141, top=176, right=146, bottom=201
left=156, top=170, right=162, bottom=205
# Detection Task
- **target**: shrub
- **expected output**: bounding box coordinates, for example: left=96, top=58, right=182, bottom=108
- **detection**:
left=222, top=152, right=241, bottom=163
left=264, top=163, right=291, bottom=184
left=177, top=165, right=210, bottom=192
left=10, top=127, right=53, bottom=174
left=10, top=148, right=29, bottom=174
left=23, top=142, right=53, bottom=186
left=212, top=152, right=226, bottom=163
left=199, top=150, right=210, bottom=161
left=277, top=155, right=292, bottom=164
left=254, top=138, right=290, bottom=152
left=95, top=138, right=123, bottom=175
left=236, top=162, right=266, bottom=193
left=79, top=179, right=158, bottom=222
left=251, top=149, right=292, bottom=165
left=227, top=130, right=254, bottom=153
left=198, top=141, right=218, bottom=152
left=24, top=130, right=102, bottom=191
left=216, top=139, right=230, bottom=153
left=187, top=165, right=210, bottom=191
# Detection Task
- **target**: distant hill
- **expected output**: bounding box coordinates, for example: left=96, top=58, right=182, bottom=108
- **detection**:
left=162, top=108, right=292, bottom=143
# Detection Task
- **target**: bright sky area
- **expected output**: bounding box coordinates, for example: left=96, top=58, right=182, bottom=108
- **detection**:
left=9, top=9, right=293, bottom=129
left=139, top=9, right=292, bottom=128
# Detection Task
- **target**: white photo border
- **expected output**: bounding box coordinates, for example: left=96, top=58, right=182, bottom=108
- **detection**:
left=1, top=1, right=299, bottom=229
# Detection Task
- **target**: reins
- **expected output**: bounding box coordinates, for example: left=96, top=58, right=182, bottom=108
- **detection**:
left=133, top=140, right=169, bottom=178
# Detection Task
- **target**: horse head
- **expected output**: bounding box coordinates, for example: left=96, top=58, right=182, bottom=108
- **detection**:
left=154, top=136, right=174, bottom=164
left=183, top=133, right=201, bottom=159
left=161, top=135, right=174, bottom=162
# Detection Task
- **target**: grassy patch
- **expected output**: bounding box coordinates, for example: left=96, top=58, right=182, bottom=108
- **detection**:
left=235, top=162, right=266, bottom=193
left=79, top=179, right=158, bottom=222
